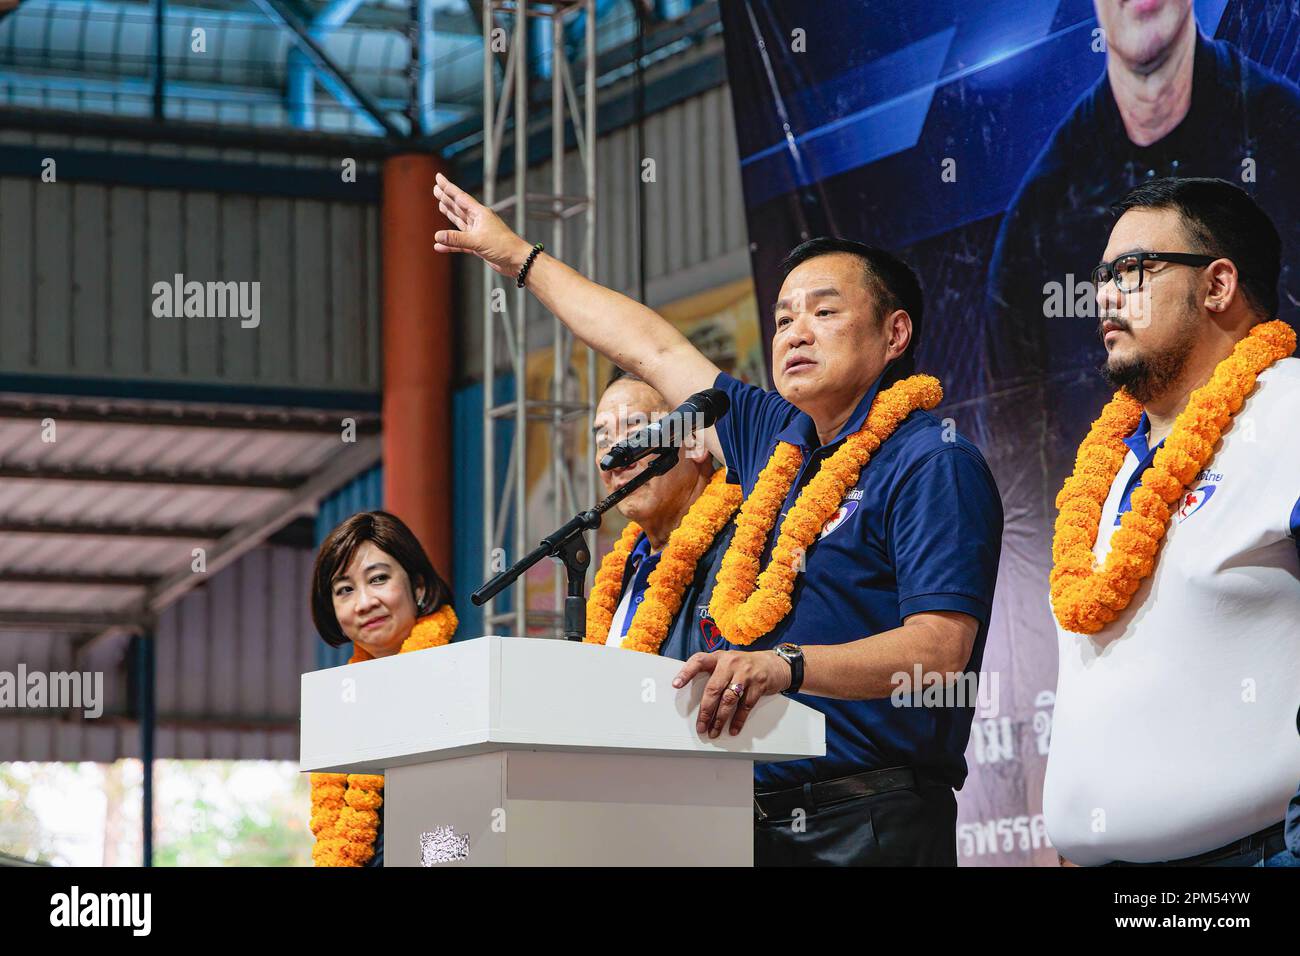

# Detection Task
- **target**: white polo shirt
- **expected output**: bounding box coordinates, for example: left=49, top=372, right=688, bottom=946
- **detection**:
left=1043, top=357, right=1300, bottom=865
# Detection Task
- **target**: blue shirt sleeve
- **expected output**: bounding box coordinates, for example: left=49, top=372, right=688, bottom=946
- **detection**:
left=1286, top=780, right=1300, bottom=858
left=888, top=445, right=1004, bottom=624
left=712, top=371, right=796, bottom=484
left=1291, top=495, right=1300, bottom=565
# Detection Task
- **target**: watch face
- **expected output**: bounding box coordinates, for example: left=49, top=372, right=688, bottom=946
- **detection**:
left=776, top=643, right=800, bottom=658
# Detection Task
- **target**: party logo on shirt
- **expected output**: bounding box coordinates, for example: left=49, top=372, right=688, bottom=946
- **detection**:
left=1175, top=485, right=1216, bottom=522
left=698, top=611, right=725, bottom=651
left=818, top=500, right=859, bottom=540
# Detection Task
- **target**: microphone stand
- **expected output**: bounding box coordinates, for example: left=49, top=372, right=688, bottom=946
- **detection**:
left=471, top=447, right=681, bottom=641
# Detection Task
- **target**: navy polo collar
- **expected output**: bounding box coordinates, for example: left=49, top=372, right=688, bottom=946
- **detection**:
left=1122, top=410, right=1159, bottom=459
left=630, top=531, right=656, bottom=563
left=772, top=370, right=888, bottom=452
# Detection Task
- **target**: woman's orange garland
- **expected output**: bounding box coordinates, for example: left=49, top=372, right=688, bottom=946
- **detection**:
left=308, top=604, right=457, bottom=866
left=708, top=375, right=944, bottom=645
left=586, top=468, right=743, bottom=654
left=1050, top=320, right=1295, bottom=634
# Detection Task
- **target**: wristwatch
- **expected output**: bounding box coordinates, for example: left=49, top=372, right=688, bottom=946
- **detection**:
left=773, top=643, right=804, bottom=695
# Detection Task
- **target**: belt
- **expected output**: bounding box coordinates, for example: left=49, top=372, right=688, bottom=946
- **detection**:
left=753, top=766, right=941, bottom=822
left=1104, top=821, right=1287, bottom=867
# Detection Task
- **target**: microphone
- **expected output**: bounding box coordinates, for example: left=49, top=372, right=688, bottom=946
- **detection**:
left=599, top=388, right=730, bottom=471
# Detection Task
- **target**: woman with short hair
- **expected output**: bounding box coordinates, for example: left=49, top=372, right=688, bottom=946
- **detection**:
left=307, top=511, right=457, bottom=866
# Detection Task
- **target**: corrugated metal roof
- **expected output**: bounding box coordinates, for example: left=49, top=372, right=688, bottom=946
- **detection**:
left=0, top=391, right=380, bottom=631
left=0, top=0, right=713, bottom=138
left=0, top=480, right=283, bottom=527
left=0, top=544, right=316, bottom=761
left=0, top=420, right=341, bottom=476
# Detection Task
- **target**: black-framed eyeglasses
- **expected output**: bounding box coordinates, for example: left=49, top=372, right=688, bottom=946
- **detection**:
left=1091, top=252, right=1219, bottom=294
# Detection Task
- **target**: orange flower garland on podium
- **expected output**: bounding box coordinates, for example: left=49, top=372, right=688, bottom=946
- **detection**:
left=1050, top=319, right=1296, bottom=634
left=309, top=604, right=457, bottom=867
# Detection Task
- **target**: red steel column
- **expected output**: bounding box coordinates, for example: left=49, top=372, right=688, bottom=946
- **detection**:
left=381, top=154, right=453, bottom=580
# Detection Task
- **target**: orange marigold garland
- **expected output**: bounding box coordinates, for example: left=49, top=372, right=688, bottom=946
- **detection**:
left=586, top=522, right=644, bottom=645
left=708, top=375, right=944, bottom=645
left=1050, top=320, right=1295, bottom=634
left=309, top=603, right=457, bottom=866
left=586, top=468, right=743, bottom=654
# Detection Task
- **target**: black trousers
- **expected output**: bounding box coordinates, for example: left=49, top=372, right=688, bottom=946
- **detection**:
left=754, top=780, right=959, bottom=866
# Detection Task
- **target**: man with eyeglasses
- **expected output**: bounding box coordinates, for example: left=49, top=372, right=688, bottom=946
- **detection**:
left=1042, top=177, right=1300, bottom=867
left=987, top=0, right=1300, bottom=423
left=979, top=4, right=1300, bottom=689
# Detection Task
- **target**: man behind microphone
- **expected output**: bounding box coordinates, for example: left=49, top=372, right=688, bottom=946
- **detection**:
left=587, top=367, right=741, bottom=659
left=435, top=175, right=1003, bottom=865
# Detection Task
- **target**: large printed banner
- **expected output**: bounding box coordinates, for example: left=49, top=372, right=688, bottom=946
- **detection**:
left=719, top=0, right=1300, bottom=864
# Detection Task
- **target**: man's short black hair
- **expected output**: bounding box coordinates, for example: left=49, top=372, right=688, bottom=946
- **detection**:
left=1111, top=177, right=1281, bottom=320
left=603, top=366, right=670, bottom=411
left=777, top=237, right=924, bottom=380
left=605, top=365, right=645, bottom=390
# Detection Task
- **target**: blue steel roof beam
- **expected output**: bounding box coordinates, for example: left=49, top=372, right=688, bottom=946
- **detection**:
left=111, top=2, right=127, bottom=76
left=248, top=0, right=407, bottom=136
left=417, top=0, right=432, bottom=134
left=74, top=0, right=90, bottom=72
left=0, top=66, right=416, bottom=113
left=119, top=0, right=481, bottom=34
left=152, top=0, right=164, bottom=118
left=286, top=0, right=366, bottom=128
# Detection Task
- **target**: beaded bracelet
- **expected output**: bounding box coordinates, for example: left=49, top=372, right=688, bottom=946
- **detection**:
left=516, top=242, right=545, bottom=288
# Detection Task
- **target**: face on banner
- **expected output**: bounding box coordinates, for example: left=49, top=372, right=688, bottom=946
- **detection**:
left=1095, top=0, right=1194, bottom=72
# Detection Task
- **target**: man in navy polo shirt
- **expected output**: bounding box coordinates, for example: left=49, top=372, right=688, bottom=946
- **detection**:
left=591, top=366, right=737, bottom=659
left=433, top=174, right=1003, bottom=866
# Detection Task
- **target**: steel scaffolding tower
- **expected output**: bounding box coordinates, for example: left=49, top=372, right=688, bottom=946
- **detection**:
left=481, top=0, right=597, bottom=638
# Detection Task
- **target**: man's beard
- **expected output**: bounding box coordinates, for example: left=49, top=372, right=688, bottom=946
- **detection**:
left=1099, top=297, right=1198, bottom=404
left=1100, top=346, right=1195, bottom=403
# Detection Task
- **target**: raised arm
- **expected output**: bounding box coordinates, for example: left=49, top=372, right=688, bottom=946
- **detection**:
left=433, top=173, right=725, bottom=463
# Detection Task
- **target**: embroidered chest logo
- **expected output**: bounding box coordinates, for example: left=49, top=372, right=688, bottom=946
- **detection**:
left=818, top=499, right=859, bottom=540
left=1176, top=485, right=1217, bottom=523
left=698, top=610, right=725, bottom=651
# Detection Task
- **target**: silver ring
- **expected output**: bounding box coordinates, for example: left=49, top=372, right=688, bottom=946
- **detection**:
left=727, top=681, right=745, bottom=700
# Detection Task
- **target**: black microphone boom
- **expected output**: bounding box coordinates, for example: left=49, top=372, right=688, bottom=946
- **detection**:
left=599, top=388, right=730, bottom=471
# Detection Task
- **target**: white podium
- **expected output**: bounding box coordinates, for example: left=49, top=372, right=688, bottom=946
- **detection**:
left=301, top=636, right=824, bottom=866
